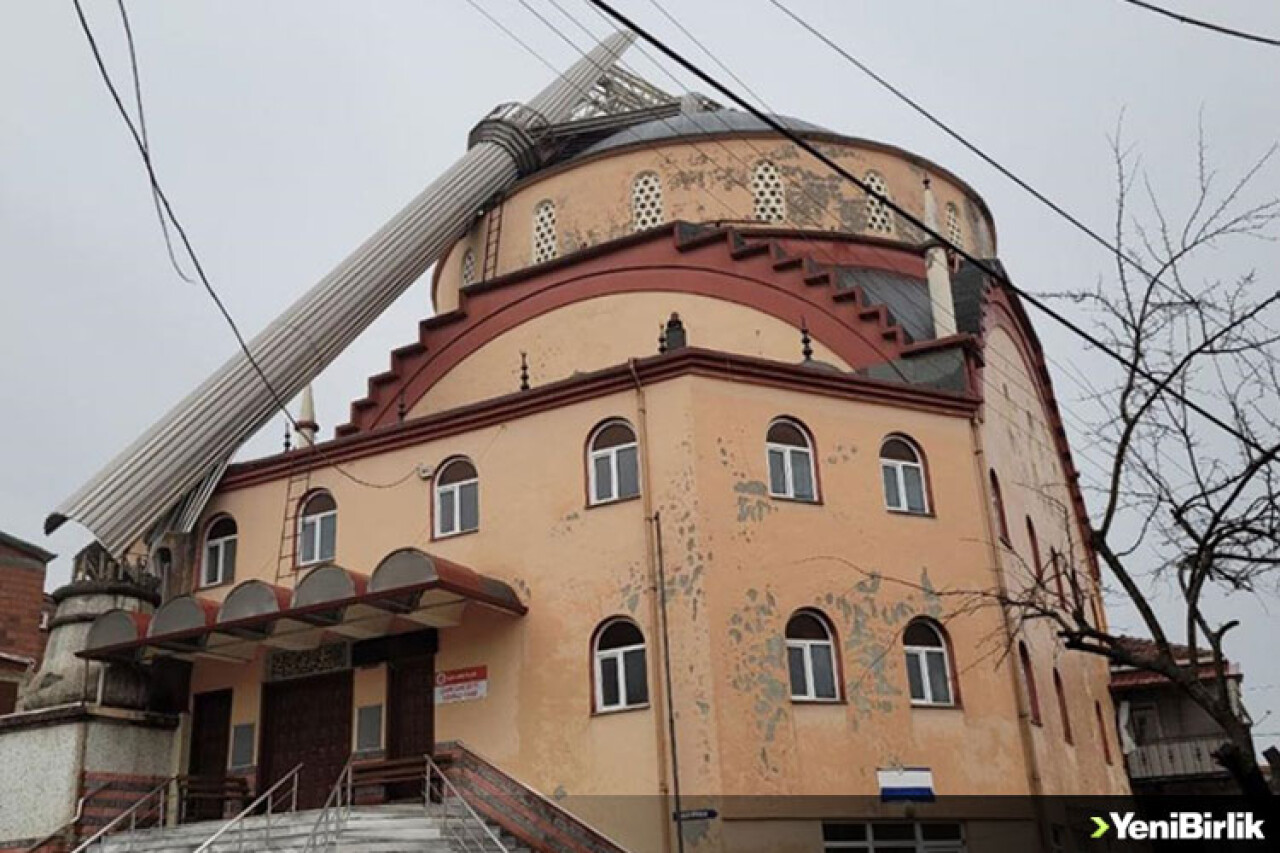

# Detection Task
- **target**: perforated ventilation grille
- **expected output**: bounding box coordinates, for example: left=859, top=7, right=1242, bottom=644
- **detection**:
left=751, top=160, right=786, bottom=223
left=946, top=202, right=963, bottom=249
left=461, top=248, right=476, bottom=285
left=864, top=172, right=894, bottom=234
left=532, top=200, right=557, bottom=263
left=631, top=171, right=665, bottom=231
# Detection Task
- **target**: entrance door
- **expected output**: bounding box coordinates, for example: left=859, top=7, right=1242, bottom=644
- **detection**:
left=386, top=655, right=435, bottom=799
left=260, top=670, right=353, bottom=810
left=188, top=690, right=232, bottom=821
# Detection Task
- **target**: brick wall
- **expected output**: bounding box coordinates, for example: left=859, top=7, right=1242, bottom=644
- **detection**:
left=0, top=542, right=49, bottom=665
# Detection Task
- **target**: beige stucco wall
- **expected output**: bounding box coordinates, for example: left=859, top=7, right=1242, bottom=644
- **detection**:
left=410, top=291, right=850, bottom=417
left=434, top=135, right=994, bottom=312
left=979, top=323, right=1130, bottom=796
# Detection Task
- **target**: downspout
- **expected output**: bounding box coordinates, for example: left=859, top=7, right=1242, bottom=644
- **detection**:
left=969, top=416, right=1048, bottom=841
left=628, top=358, right=677, bottom=853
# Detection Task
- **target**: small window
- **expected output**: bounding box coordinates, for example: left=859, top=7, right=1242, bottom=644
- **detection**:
left=1026, top=518, right=1042, bottom=581
left=1096, top=700, right=1113, bottom=765
left=532, top=200, right=557, bottom=263
left=904, top=620, right=954, bottom=706
left=298, top=491, right=337, bottom=566
left=864, top=171, right=894, bottom=234
left=461, top=248, right=476, bottom=286
left=435, top=458, right=479, bottom=538
left=989, top=470, right=1010, bottom=544
left=1050, top=549, right=1067, bottom=608
left=594, top=618, right=648, bottom=712
left=1019, top=642, right=1041, bottom=725
left=631, top=171, right=664, bottom=230
left=945, top=201, right=963, bottom=249
left=1054, top=669, right=1073, bottom=745
left=751, top=160, right=786, bottom=223
left=823, top=822, right=964, bottom=851
left=766, top=418, right=817, bottom=502
left=589, top=420, right=640, bottom=505
left=202, top=516, right=237, bottom=588
left=356, top=705, right=383, bottom=752
left=880, top=437, right=928, bottom=514
left=786, top=611, right=839, bottom=701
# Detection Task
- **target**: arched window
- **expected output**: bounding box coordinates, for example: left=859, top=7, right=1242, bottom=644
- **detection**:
left=864, top=171, right=894, bottom=234
left=786, top=610, right=839, bottom=701
left=766, top=418, right=817, bottom=501
left=594, top=618, right=648, bottom=712
left=751, top=160, right=786, bottom=223
left=1019, top=641, right=1041, bottom=725
left=989, top=469, right=1010, bottom=543
left=202, top=516, right=237, bottom=588
left=1095, top=700, right=1113, bottom=764
left=1054, top=669, right=1073, bottom=745
left=945, top=201, right=963, bottom=249
left=880, top=436, right=928, bottom=514
left=435, top=458, right=479, bottom=538
left=904, top=619, right=954, bottom=706
left=631, top=171, right=664, bottom=231
left=298, top=491, right=337, bottom=566
left=588, top=420, right=640, bottom=505
left=461, top=248, right=476, bottom=286
left=1026, top=517, right=1042, bottom=581
left=1051, top=549, right=1067, bottom=608
left=532, top=200, right=557, bottom=263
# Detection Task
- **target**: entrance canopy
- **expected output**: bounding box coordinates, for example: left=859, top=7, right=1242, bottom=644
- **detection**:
left=80, top=548, right=525, bottom=664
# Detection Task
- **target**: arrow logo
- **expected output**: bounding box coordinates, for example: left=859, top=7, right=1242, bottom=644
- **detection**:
left=1091, top=816, right=1111, bottom=839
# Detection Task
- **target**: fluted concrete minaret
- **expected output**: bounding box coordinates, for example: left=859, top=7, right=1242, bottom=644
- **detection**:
left=923, top=177, right=957, bottom=337
left=294, top=384, right=318, bottom=448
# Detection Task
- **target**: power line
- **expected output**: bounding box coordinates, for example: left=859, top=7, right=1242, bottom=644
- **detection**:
left=71, top=0, right=417, bottom=492
left=1118, top=0, right=1280, bottom=48
left=583, top=0, right=1278, bottom=462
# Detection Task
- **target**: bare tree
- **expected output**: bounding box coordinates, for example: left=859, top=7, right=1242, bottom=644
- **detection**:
left=1005, top=123, right=1280, bottom=804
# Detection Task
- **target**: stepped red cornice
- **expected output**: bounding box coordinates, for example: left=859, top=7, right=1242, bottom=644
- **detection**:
left=338, top=223, right=935, bottom=437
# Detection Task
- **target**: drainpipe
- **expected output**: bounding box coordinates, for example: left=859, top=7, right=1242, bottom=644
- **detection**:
left=969, top=417, right=1048, bottom=842
left=628, top=359, right=677, bottom=853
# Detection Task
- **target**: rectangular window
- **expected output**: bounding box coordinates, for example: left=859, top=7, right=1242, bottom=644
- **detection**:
left=925, top=650, right=951, bottom=704
left=790, top=449, right=815, bottom=500
left=459, top=482, right=479, bottom=532
left=906, top=653, right=925, bottom=702
left=356, top=704, right=383, bottom=752
left=768, top=447, right=787, bottom=495
left=788, top=645, right=808, bottom=697
left=600, top=656, right=620, bottom=708
left=439, top=489, right=456, bottom=535
left=882, top=465, right=902, bottom=510
left=593, top=454, right=613, bottom=502
left=811, top=644, right=837, bottom=699
left=318, top=514, right=336, bottom=560
left=823, top=822, right=964, bottom=852
left=204, top=542, right=221, bottom=586
left=617, top=446, right=639, bottom=498
left=623, top=648, right=648, bottom=705
left=903, top=467, right=926, bottom=513
left=229, top=723, right=255, bottom=769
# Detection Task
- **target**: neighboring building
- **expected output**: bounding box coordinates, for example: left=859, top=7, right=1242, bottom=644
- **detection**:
left=31, top=46, right=1128, bottom=853
left=1111, top=636, right=1250, bottom=796
left=0, top=530, right=53, bottom=715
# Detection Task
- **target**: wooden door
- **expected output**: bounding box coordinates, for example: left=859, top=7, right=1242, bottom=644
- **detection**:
left=260, top=671, right=353, bottom=810
left=188, top=690, right=232, bottom=821
left=386, top=655, right=434, bottom=800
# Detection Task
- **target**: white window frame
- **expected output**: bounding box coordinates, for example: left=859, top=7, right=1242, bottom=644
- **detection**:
left=594, top=622, right=647, bottom=713
left=202, top=523, right=236, bottom=588
left=766, top=421, right=817, bottom=501
left=434, top=462, right=479, bottom=539
left=880, top=440, right=929, bottom=514
left=787, top=618, right=839, bottom=702
left=297, top=496, right=337, bottom=567
left=588, top=422, right=639, bottom=505
left=823, top=821, right=965, bottom=852
left=904, top=623, right=955, bottom=707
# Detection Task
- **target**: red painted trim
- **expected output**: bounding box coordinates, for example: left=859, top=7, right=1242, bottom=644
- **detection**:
left=220, top=348, right=979, bottom=493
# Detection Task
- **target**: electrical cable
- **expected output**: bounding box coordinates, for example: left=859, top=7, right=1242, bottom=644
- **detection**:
left=1118, top=0, right=1280, bottom=48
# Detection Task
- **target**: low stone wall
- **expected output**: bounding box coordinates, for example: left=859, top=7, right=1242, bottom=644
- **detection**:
left=438, top=742, right=630, bottom=853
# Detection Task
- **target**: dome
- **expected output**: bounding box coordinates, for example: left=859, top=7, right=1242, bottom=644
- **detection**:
left=576, top=110, right=831, bottom=159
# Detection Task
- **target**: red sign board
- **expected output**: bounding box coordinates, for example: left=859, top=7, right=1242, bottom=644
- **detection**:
left=434, top=666, right=488, bottom=704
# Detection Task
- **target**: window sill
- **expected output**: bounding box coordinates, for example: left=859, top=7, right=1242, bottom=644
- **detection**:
left=592, top=703, right=651, bottom=717
left=198, top=579, right=231, bottom=591
left=886, top=508, right=935, bottom=519
left=295, top=558, right=334, bottom=571
left=585, top=493, right=642, bottom=511
left=432, top=527, right=480, bottom=542
left=768, top=494, right=823, bottom=506
left=909, top=700, right=961, bottom=710
left=790, top=696, right=843, bottom=705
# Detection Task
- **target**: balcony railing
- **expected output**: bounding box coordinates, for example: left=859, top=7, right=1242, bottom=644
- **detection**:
left=1126, top=735, right=1231, bottom=779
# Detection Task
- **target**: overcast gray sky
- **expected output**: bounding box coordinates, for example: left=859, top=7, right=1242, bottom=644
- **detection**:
left=2, top=1, right=1278, bottom=745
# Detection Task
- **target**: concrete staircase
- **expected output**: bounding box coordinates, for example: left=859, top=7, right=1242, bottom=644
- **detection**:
left=87, top=804, right=530, bottom=853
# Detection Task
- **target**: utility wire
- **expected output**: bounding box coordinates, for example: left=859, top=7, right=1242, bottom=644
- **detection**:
left=1118, top=0, right=1280, bottom=48
left=71, top=0, right=417, bottom=491
left=584, top=0, right=1278, bottom=461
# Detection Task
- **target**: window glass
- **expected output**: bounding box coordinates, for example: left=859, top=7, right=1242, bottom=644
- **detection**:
left=439, top=489, right=456, bottom=534
left=904, top=622, right=942, bottom=647
left=600, top=620, right=643, bottom=649
left=873, top=824, right=916, bottom=841
left=790, top=449, right=815, bottom=500
left=812, top=644, right=837, bottom=699
left=882, top=466, right=901, bottom=509
left=209, top=517, right=237, bottom=540
left=767, top=421, right=806, bottom=446
left=903, top=466, right=926, bottom=512
left=594, top=423, right=634, bottom=449
left=788, top=645, right=808, bottom=696
left=459, top=481, right=479, bottom=532
left=600, top=656, right=620, bottom=707
left=926, top=649, right=951, bottom=704
left=906, top=654, right=925, bottom=701
left=617, top=446, right=640, bottom=498
left=624, top=648, right=648, bottom=705
left=593, top=455, right=613, bottom=502
left=204, top=543, right=220, bottom=586
left=300, top=519, right=317, bottom=563
left=319, top=514, right=337, bottom=560
left=768, top=448, right=787, bottom=495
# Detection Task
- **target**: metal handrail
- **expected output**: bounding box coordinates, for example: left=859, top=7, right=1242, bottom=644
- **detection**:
left=70, top=775, right=177, bottom=853
left=24, top=781, right=111, bottom=853
left=300, top=755, right=355, bottom=853
left=424, top=754, right=509, bottom=852
left=191, top=763, right=302, bottom=853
